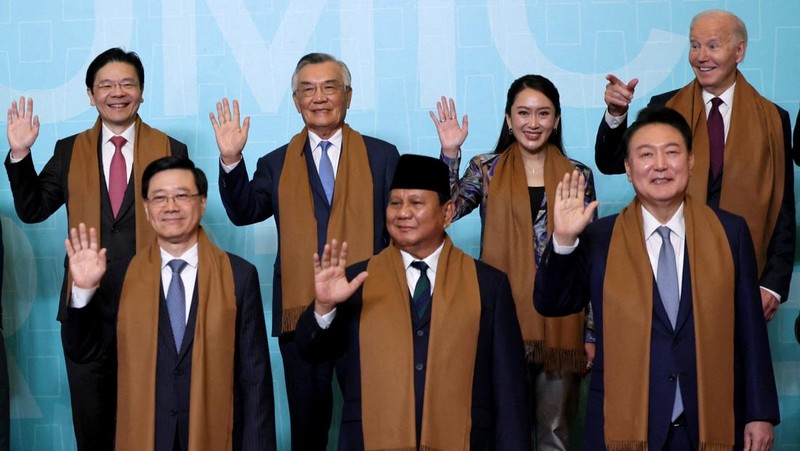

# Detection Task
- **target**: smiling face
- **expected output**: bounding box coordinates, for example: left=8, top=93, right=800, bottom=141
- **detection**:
left=504, top=88, right=561, bottom=154
left=87, top=61, right=143, bottom=135
left=689, top=12, right=745, bottom=96
left=292, top=61, right=352, bottom=139
left=625, top=123, right=694, bottom=221
left=144, top=169, right=207, bottom=255
left=386, top=189, right=454, bottom=260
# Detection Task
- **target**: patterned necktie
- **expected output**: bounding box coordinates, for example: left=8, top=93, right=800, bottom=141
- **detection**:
left=166, top=259, right=188, bottom=351
left=410, top=261, right=431, bottom=319
left=108, top=135, right=128, bottom=218
left=318, top=140, right=335, bottom=204
left=707, top=97, right=725, bottom=178
left=655, top=226, right=684, bottom=420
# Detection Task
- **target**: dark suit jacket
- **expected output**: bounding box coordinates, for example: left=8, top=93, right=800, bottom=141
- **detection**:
left=64, top=253, right=276, bottom=451
left=295, top=258, right=530, bottom=450
left=594, top=90, right=795, bottom=300
left=794, top=109, right=800, bottom=165
left=534, top=208, right=780, bottom=451
left=218, top=133, right=399, bottom=336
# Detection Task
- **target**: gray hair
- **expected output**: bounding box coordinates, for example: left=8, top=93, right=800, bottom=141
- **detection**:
left=691, top=9, right=748, bottom=45
left=290, top=53, right=352, bottom=92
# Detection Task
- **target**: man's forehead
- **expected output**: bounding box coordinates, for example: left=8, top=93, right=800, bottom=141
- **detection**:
left=297, top=62, right=343, bottom=81
left=390, top=188, right=437, bottom=198
left=148, top=169, right=196, bottom=190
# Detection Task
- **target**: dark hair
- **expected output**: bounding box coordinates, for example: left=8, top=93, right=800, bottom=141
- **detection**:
left=291, top=52, right=352, bottom=92
left=621, top=106, right=693, bottom=159
left=85, top=47, right=145, bottom=92
left=492, top=74, right=564, bottom=155
left=141, top=157, right=207, bottom=199
left=390, top=154, right=451, bottom=205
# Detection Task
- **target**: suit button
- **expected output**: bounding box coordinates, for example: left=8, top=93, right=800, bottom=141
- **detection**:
left=415, top=363, right=424, bottom=371
left=668, top=375, right=676, bottom=382
left=169, top=409, right=178, bottom=416
left=110, top=226, right=118, bottom=233
left=174, top=368, right=183, bottom=376
left=416, top=330, right=424, bottom=337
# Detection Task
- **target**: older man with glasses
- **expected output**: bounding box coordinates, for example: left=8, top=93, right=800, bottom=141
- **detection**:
left=209, top=52, right=399, bottom=450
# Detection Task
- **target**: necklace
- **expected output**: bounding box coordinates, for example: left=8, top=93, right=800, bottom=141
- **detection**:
left=522, top=161, right=545, bottom=174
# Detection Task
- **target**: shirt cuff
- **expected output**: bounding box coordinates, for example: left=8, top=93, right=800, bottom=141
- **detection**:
left=219, top=155, right=242, bottom=173
left=70, top=284, right=98, bottom=309
left=8, top=149, right=24, bottom=163
left=604, top=110, right=628, bottom=129
left=552, top=236, right=580, bottom=255
left=760, top=286, right=781, bottom=303
left=314, top=308, right=337, bottom=329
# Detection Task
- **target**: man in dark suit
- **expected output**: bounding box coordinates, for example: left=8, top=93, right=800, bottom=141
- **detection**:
left=295, top=154, right=530, bottom=450
left=595, top=10, right=794, bottom=324
left=0, top=223, right=7, bottom=451
left=63, top=157, right=275, bottom=451
left=537, top=106, right=778, bottom=450
left=4, top=47, right=188, bottom=450
left=209, top=52, right=399, bottom=449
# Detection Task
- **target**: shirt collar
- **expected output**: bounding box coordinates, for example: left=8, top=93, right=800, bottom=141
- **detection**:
left=160, top=242, right=199, bottom=270
left=400, top=241, right=445, bottom=275
left=307, top=128, right=343, bottom=152
left=641, top=202, right=685, bottom=241
left=702, top=83, right=735, bottom=107
left=101, top=122, right=136, bottom=145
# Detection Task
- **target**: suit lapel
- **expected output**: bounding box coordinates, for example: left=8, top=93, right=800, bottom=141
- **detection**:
left=674, top=256, right=693, bottom=334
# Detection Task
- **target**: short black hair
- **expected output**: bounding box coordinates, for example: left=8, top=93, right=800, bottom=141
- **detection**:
left=141, top=157, right=207, bottom=199
left=85, top=47, right=145, bottom=92
left=621, top=106, right=693, bottom=160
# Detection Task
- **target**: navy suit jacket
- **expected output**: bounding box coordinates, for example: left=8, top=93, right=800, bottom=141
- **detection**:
left=218, top=132, right=399, bottom=336
left=794, top=109, right=800, bottom=164
left=63, top=253, right=276, bottom=450
left=534, top=208, right=779, bottom=450
left=594, top=90, right=795, bottom=301
left=295, top=257, right=530, bottom=450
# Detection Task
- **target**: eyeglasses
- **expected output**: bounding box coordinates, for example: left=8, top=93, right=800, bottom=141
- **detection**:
left=294, top=82, right=347, bottom=98
left=147, top=193, right=202, bottom=206
left=94, top=81, right=140, bottom=93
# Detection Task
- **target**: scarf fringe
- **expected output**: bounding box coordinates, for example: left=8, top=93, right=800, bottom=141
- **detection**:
left=368, top=448, right=416, bottom=451
left=525, top=340, right=585, bottom=372
left=606, top=441, right=647, bottom=451
left=419, top=447, right=444, bottom=451
left=281, top=306, right=306, bottom=333
left=699, top=443, right=733, bottom=451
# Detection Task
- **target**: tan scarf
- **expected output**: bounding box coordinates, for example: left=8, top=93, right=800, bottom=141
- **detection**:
left=481, top=143, right=584, bottom=372
left=603, top=196, right=734, bottom=450
left=360, top=237, right=480, bottom=450
left=666, top=73, right=784, bottom=274
left=66, top=116, right=173, bottom=303
left=116, top=228, right=237, bottom=451
left=277, top=124, right=373, bottom=333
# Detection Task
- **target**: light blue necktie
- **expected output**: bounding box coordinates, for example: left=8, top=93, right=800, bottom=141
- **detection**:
left=318, top=140, right=335, bottom=204
left=656, top=226, right=683, bottom=420
left=166, top=259, right=188, bottom=351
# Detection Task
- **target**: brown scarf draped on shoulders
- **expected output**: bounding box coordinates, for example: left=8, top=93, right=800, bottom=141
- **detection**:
left=66, top=116, right=173, bottom=303
left=116, top=228, right=237, bottom=450
left=603, top=196, right=734, bottom=451
left=277, top=124, right=373, bottom=333
left=360, top=236, right=480, bottom=451
left=481, top=142, right=585, bottom=372
left=666, top=73, right=784, bottom=274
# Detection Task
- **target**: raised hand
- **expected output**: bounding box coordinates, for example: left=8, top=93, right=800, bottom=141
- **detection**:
left=7, top=96, right=40, bottom=159
left=429, top=96, right=468, bottom=158
left=65, top=223, right=107, bottom=290
left=604, top=74, right=639, bottom=117
left=314, top=239, right=368, bottom=315
left=552, top=170, right=599, bottom=246
left=209, top=97, right=250, bottom=165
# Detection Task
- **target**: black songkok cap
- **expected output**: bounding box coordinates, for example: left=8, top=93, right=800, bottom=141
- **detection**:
left=390, top=154, right=450, bottom=201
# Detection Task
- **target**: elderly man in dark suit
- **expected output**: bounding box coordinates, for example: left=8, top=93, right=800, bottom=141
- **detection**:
left=537, top=106, right=778, bottom=450
left=209, top=52, right=399, bottom=449
left=5, top=47, right=188, bottom=450
left=63, top=157, right=275, bottom=451
left=295, top=154, right=530, bottom=450
left=595, top=10, right=794, bottom=325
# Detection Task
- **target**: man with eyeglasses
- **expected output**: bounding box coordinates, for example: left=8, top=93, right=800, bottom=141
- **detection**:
left=209, top=52, right=399, bottom=449
left=63, top=156, right=276, bottom=451
left=5, top=47, right=188, bottom=450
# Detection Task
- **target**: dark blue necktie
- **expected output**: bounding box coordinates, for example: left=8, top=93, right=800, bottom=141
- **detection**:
left=166, top=259, right=188, bottom=350
left=410, top=261, right=431, bottom=319
left=318, top=140, right=335, bottom=204
left=655, top=226, right=683, bottom=420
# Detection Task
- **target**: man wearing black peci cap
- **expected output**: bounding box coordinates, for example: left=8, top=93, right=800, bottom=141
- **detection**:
left=295, top=154, right=530, bottom=450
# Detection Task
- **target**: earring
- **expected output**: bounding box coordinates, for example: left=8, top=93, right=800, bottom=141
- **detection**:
left=508, top=127, right=513, bottom=135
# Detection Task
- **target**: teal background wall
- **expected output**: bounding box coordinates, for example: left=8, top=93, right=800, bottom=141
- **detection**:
left=0, top=0, right=798, bottom=449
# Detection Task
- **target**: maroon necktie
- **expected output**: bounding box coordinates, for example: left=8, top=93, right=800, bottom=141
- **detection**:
left=109, top=136, right=128, bottom=218
left=707, top=97, right=724, bottom=178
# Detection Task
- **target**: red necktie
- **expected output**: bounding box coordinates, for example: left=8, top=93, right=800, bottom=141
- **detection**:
left=707, top=97, right=724, bottom=178
left=109, top=136, right=128, bottom=218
